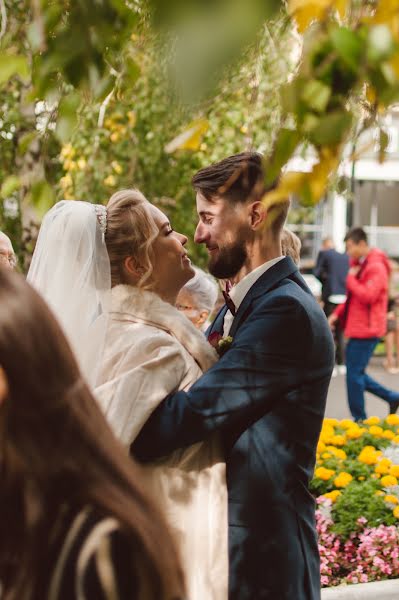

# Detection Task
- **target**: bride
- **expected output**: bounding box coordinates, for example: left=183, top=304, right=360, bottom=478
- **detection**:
left=28, top=190, right=228, bottom=600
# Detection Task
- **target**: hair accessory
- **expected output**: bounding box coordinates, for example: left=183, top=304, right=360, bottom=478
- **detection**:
left=94, top=204, right=107, bottom=234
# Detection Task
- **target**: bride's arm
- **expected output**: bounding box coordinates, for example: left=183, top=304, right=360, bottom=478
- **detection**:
left=95, top=330, right=187, bottom=447
left=131, top=295, right=333, bottom=462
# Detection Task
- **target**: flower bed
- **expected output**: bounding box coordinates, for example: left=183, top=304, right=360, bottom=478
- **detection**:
left=311, top=415, right=399, bottom=586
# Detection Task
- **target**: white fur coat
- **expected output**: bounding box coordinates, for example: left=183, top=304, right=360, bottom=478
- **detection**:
left=95, top=285, right=228, bottom=600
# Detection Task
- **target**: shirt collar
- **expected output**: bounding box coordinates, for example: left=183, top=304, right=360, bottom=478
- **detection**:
left=229, top=256, right=285, bottom=310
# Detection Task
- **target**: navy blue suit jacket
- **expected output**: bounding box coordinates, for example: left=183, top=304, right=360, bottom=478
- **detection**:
left=314, top=248, right=349, bottom=303
left=132, top=257, right=335, bottom=600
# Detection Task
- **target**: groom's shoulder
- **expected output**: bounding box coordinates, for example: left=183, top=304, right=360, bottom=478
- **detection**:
left=253, top=273, right=324, bottom=321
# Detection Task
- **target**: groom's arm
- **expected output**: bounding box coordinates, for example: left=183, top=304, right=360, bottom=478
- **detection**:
left=132, top=296, right=329, bottom=462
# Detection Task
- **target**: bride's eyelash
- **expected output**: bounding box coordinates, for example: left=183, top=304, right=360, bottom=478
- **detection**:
left=166, top=228, right=174, bottom=235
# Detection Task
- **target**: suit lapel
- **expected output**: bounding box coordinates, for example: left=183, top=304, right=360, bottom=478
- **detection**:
left=229, top=256, right=299, bottom=338
left=207, top=305, right=228, bottom=337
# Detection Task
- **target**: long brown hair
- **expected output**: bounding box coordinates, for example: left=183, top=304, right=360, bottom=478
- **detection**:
left=105, top=189, right=159, bottom=288
left=0, top=268, right=184, bottom=599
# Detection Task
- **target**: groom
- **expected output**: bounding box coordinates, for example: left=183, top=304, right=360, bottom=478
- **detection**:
left=133, top=152, right=334, bottom=600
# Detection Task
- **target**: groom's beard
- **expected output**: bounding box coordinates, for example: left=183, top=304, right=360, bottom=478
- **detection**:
left=208, top=229, right=250, bottom=279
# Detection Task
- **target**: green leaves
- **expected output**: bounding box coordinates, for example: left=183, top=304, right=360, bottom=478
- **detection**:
left=56, top=93, right=81, bottom=143
left=265, top=128, right=301, bottom=186
left=0, top=176, right=21, bottom=200
left=301, top=79, right=331, bottom=113
left=330, top=26, right=365, bottom=73
left=307, top=110, right=353, bottom=146
left=0, top=54, right=29, bottom=86
left=29, top=181, right=55, bottom=217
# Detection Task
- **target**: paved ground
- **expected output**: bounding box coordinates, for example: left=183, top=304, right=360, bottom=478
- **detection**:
left=326, top=356, right=399, bottom=419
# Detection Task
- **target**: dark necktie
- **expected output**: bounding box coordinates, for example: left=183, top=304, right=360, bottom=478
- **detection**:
left=222, top=290, right=236, bottom=316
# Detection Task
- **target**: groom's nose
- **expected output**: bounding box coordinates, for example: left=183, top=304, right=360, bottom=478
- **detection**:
left=194, top=221, right=207, bottom=244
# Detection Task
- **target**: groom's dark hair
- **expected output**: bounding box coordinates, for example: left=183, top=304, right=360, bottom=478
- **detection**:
left=192, top=151, right=288, bottom=235
left=192, top=152, right=267, bottom=205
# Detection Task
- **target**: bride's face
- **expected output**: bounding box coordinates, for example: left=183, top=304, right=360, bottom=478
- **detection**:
left=147, top=204, right=195, bottom=303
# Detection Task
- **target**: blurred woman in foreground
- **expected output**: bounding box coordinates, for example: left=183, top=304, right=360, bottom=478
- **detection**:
left=0, top=268, right=184, bottom=600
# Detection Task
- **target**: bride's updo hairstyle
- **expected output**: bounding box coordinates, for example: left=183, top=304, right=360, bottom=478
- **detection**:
left=105, top=189, right=158, bottom=288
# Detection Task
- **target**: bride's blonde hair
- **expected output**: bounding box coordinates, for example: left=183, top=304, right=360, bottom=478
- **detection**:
left=105, top=189, right=159, bottom=288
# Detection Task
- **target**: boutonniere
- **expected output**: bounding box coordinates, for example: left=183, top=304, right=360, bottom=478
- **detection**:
left=208, top=332, right=233, bottom=357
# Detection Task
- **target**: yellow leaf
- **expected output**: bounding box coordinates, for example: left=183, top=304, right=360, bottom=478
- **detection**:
left=288, top=0, right=347, bottom=33
left=262, top=171, right=307, bottom=209
left=333, top=0, right=348, bottom=20
left=165, top=119, right=209, bottom=153
left=307, top=150, right=339, bottom=202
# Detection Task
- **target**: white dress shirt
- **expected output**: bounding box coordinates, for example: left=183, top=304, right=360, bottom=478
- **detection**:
left=223, top=256, right=285, bottom=336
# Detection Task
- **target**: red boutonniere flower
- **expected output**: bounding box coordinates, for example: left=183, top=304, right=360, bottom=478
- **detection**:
left=208, top=332, right=233, bottom=357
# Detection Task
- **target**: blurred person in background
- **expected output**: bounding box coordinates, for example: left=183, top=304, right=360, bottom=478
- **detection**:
left=0, top=268, right=184, bottom=600
left=328, top=227, right=399, bottom=421
left=0, top=232, right=16, bottom=270
left=281, top=228, right=301, bottom=266
left=314, top=237, right=349, bottom=374
left=176, top=266, right=219, bottom=330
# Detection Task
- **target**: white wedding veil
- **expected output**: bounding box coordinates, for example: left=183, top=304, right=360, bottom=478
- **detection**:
left=27, top=200, right=111, bottom=388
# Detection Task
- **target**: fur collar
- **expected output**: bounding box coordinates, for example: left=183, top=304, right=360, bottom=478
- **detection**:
left=110, top=284, right=217, bottom=372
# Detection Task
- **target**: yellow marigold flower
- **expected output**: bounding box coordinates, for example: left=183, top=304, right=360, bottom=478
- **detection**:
left=319, top=432, right=334, bottom=444
left=321, top=452, right=331, bottom=459
left=315, top=467, right=335, bottom=481
left=383, top=430, right=395, bottom=440
left=381, top=475, right=398, bottom=487
left=372, top=473, right=381, bottom=479
left=375, top=458, right=392, bottom=474
left=104, top=175, right=117, bottom=187
left=393, top=436, right=399, bottom=444
left=358, top=446, right=380, bottom=465
left=334, top=472, right=353, bottom=488
left=385, top=494, right=399, bottom=505
left=340, top=419, right=356, bottom=429
left=77, top=158, right=87, bottom=170
left=326, top=447, right=347, bottom=460
left=375, top=490, right=384, bottom=496
left=394, top=506, right=399, bottom=518
left=324, top=418, right=339, bottom=427
left=386, top=414, right=399, bottom=426
left=390, top=465, right=399, bottom=478
left=331, top=435, right=346, bottom=446
left=323, top=490, right=342, bottom=503
left=358, top=476, right=365, bottom=481
left=364, top=416, right=381, bottom=425
left=111, top=161, right=123, bottom=174
left=369, top=425, right=384, bottom=437
left=110, top=131, right=120, bottom=143
left=317, top=441, right=326, bottom=453
left=346, top=427, right=363, bottom=440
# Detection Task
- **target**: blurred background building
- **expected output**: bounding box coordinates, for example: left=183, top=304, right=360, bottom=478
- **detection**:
left=287, top=106, right=399, bottom=269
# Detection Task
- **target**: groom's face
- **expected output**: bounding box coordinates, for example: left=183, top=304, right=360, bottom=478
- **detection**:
left=194, top=192, right=252, bottom=279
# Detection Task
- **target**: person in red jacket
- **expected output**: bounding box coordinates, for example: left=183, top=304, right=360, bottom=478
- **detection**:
left=329, top=227, right=399, bottom=421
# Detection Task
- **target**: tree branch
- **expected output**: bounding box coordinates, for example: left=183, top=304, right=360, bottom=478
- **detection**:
left=0, top=0, right=7, bottom=42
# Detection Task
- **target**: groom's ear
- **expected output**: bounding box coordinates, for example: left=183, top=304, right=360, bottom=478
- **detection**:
left=248, top=201, right=267, bottom=230
left=124, top=256, right=144, bottom=279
